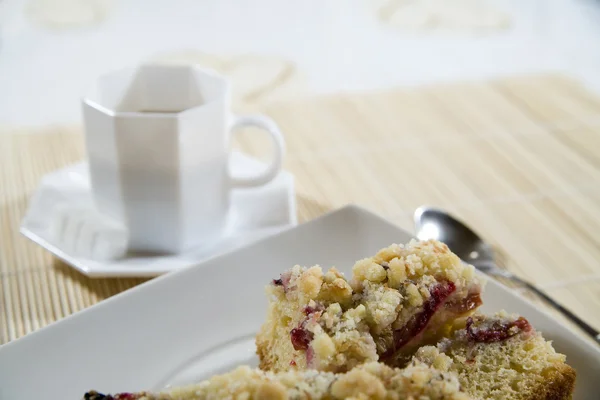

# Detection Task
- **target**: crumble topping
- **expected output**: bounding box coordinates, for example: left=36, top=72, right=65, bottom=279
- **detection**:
left=257, top=239, right=484, bottom=372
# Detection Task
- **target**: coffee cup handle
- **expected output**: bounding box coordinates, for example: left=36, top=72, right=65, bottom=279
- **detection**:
left=229, top=115, right=285, bottom=188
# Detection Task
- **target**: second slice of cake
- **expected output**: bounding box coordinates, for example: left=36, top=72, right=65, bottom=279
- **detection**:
left=413, top=312, right=576, bottom=400
left=256, top=239, right=484, bottom=372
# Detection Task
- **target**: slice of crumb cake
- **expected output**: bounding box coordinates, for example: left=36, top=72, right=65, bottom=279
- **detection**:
left=413, top=312, right=576, bottom=400
left=353, top=239, right=485, bottom=366
left=84, top=361, right=472, bottom=400
left=256, top=239, right=484, bottom=372
left=256, top=265, right=379, bottom=372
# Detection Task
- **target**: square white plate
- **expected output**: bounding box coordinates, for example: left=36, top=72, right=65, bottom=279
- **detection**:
left=1, top=205, right=598, bottom=400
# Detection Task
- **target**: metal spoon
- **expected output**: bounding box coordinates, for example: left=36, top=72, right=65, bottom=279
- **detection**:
left=414, top=205, right=600, bottom=345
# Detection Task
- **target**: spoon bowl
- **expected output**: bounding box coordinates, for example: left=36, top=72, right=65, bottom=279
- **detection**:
left=413, top=206, right=494, bottom=266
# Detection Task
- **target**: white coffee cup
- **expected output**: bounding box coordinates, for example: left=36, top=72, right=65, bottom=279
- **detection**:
left=82, top=64, right=285, bottom=254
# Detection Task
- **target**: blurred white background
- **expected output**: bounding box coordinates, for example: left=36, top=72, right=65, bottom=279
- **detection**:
left=0, top=0, right=600, bottom=126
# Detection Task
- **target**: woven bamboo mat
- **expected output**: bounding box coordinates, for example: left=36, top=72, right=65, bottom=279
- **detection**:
left=2, top=73, right=600, bottom=345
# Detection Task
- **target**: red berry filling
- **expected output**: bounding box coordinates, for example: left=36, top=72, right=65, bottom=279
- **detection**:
left=290, top=327, right=313, bottom=350
left=306, top=346, right=315, bottom=367
left=466, top=316, right=532, bottom=343
left=272, top=271, right=292, bottom=292
left=447, top=291, right=482, bottom=314
left=290, top=302, right=323, bottom=351
left=383, top=281, right=456, bottom=358
left=84, top=393, right=140, bottom=400
left=303, top=303, right=324, bottom=316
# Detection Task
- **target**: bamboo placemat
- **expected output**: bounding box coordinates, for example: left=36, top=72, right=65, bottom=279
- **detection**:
left=2, top=73, right=600, bottom=345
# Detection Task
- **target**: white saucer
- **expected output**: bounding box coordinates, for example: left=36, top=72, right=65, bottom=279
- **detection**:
left=20, top=152, right=297, bottom=278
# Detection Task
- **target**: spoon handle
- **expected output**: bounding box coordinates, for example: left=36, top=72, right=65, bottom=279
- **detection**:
left=494, top=272, right=600, bottom=345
